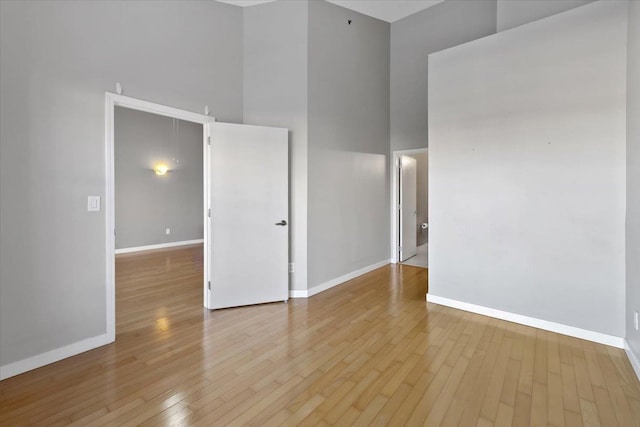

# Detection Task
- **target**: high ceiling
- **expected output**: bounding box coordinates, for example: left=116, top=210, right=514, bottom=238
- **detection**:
left=216, top=0, right=445, bottom=23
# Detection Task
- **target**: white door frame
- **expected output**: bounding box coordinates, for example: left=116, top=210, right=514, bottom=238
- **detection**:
left=105, top=92, right=215, bottom=342
left=390, top=148, right=428, bottom=264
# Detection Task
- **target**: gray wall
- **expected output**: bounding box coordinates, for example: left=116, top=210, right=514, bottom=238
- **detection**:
left=627, top=0, right=640, bottom=364
left=390, top=0, right=497, bottom=152
left=497, top=0, right=596, bottom=31
left=307, top=1, right=390, bottom=288
left=243, top=1, right=309, bottom=291
left=428, top=1, right=627, bottom=337
left=406, top=152, right=429, bottom=246
left=0, top=0, right=243, bottom=367
left=115, top=107, right=203, bottom=250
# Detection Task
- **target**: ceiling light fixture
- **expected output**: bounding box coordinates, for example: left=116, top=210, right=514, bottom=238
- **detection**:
left=154, top=164, right=168, bottom=176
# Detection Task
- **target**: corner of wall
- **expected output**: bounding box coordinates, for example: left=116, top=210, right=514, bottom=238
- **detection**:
left=625, top=0, right=640, bottom=381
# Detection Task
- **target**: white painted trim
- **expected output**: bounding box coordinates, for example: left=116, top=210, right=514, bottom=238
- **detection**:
left=105, top=92, right=216, bottom=342
left=390, top=148, right=428, bottom=264
left=204, top=124, right=211, bottom=309
left=107, top=93, right=213, bottom=124
left=426, top=294, right=625, bottom=348
left=0, top=333, right=111, bottom=380
left=115, top=239, right=204, bottom=254
left=290, top=260, right=390, bottom=299
left=289, top=289, right=308, bottom=298
left=105, top=94, right=116, bottom=343
left=625, top=341, right=640, bottom=382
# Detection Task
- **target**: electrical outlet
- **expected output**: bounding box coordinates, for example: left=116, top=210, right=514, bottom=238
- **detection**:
left=165, top=228, right=171, bottom=235
left=289, top=263, right=295, bottom=273
left=635, top=311, right=639, bottom=331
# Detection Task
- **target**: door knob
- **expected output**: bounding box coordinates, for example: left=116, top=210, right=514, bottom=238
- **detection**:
left=275, top=220, right=287, bottom=226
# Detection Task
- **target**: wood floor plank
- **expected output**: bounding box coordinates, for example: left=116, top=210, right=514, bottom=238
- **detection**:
left=596, top=349, right=637, bottom=427
left=564, top=410, right=584, bottom=427
left=512, top=391, right=533, bottom=426
left=548, top=372, right=566, bottom=427
left=579, top=397, right=602, bottom=427
left=494, top=402, right=514, bottom=427
left=1, top=245, right=639, bottom=426
left=480, top=337, right=513, bottom=422
left=423, top=356, right=468, bottom=426
left=500, top=358, right=521, bottom=408
left=574, top=353, right=597, bottom=402
left=592, top=385, right=620, bottom=427
left=370, top=382, right=412, bottom=425
left=560, top=362, right=582, bottom=414
left=530, top=381, right=548, bottom=426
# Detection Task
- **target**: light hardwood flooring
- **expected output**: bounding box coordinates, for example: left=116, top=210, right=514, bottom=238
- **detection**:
left=1, top=244, right=639, bottom=426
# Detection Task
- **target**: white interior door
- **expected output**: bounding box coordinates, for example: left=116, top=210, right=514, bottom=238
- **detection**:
left=207, top=122, right=289, bottom=309
left=400, top=156, right=417, bottom=262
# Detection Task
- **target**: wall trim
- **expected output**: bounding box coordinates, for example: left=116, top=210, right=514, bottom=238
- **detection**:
left=625, top=341, right=640, bottom=382
left=0, top=333, right=112, bottom=381
left=290, top=259, right=390, bottom=299
left=115, top=239, right=204, bottom=255
left=426, top=294, right=625, bottom=348
left=289, top=289, right=308, bottom=298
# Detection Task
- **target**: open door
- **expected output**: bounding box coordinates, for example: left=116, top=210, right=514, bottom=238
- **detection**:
left=400, top=155, right=417, bottom=262
left=206, top=122, right=289, bottom=309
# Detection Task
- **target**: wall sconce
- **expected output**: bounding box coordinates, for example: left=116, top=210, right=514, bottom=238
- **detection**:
left=154, top=164, right=169, bottom=176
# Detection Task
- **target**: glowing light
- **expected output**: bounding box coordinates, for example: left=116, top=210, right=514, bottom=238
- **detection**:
left=154, top=164, right=168, bottom=176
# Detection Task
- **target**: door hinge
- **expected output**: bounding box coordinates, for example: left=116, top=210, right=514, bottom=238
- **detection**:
left=208, top=208, right=211, bottom=218
left=207, top=136, right=211, bottom=145
left=208, top=281, right=211, bottom=290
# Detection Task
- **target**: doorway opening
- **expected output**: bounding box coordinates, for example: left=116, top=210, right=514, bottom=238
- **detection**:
left=105, top=92, right=215, bottom=342
left=106, top=93, right=290, bottom=343
left=391, top=148, right=428, bottom=269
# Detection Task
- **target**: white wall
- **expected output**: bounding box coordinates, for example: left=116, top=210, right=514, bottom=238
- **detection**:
left=429, top=1, right=627, bottom=337
left=114, top=107, right=203, bottom=250
left=243, top=1, right=309, bottom=291
left=497, top=0, right=596, bottom=31
left=0, top=0, right=243, bottom=368
left=626, top=0, right=640, bottom=366
left=307, top=1, right=390, bottom=289
left=390, top=0, right=497, bottom=152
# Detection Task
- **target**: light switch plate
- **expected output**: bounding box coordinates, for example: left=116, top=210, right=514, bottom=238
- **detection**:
left=87, top=196, right=100, bottom=212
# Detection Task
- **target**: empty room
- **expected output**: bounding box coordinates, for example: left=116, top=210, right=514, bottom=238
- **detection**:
left=1, top=0, right=639, bottom=425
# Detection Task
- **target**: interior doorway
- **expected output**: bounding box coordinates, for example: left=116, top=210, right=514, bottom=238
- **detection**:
left=391, top=148, right=428, bottom=269
left=105, top=92, right=215, bottom=341
left=113, top=106, right=206, bottom=336
left=105, top=93, right=290, bottom=343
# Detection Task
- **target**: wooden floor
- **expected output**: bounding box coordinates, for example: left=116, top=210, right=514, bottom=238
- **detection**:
left=1, top=245, right=639, bottom=426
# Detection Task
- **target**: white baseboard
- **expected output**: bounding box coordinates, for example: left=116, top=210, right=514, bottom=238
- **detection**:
left=289, top=289, right=308, bottom=298
left=290, top=259, right=390, bottom=299
left=625, top=341, right=640, bottom=382
left=426, top=294, right=624, bottom=349
left=115, top=239, right=204, bottom=254
left=0, top=333, right=113, bottom=380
